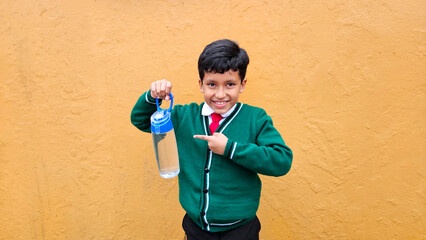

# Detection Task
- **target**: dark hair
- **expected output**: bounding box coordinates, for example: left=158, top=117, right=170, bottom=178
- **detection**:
left=198, top=39, right=249, bottom=82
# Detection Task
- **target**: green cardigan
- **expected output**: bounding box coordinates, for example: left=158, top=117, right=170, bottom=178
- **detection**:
left=131, top=91, right=293, bottom=232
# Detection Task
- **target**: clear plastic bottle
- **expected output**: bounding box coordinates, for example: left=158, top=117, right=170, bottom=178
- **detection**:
left=150, top=93, right=179, bottom=178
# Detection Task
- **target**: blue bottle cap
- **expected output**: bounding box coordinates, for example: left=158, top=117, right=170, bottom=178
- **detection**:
left=151, top=93, right=174, bottom=134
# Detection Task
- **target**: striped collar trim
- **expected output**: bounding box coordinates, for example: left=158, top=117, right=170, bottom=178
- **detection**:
left=202, top=103, right=243, bottom=135
left=218, top=103, right=243, bottom=133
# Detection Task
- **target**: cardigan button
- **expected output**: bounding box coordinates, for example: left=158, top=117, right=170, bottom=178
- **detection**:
left=204, top=168, right=209, bottom=173
left=203, top=189, right=208, bottom=194
left=201, top=211, right=205, bottom=216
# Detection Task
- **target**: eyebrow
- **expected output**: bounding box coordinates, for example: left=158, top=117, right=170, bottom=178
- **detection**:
left=205, top=78, right=238, bottom=82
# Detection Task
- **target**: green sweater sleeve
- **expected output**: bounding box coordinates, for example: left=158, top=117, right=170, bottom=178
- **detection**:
left=130, top=90, right=161, bottom=133
left=223, top=109, right=293, bottom=177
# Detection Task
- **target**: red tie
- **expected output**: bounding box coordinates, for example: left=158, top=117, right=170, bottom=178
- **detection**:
left=209, top=113, right=223, bottom=134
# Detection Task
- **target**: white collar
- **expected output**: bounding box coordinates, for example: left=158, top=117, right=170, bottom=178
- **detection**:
left=201, top=102, right=237, bottom=118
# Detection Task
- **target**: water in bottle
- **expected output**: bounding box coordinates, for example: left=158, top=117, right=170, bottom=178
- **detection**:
left=150, top=93, right=180, bottom=178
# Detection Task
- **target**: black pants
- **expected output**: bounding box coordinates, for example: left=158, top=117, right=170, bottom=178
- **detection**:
left=182, top=214, right=261, bottom=240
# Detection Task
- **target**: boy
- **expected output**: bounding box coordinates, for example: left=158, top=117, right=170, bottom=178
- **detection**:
left=131, top=39, right=293, bottom=240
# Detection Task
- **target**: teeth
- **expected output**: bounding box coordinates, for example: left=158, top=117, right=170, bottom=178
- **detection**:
left=215, top=101, right=226, bottom=105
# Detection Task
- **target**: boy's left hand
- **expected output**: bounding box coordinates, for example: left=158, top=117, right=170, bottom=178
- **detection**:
left=194, top=133, right=228, bottom=155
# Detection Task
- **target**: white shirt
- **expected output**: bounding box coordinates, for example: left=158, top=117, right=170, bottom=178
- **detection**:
left=201, top=102, right=237, bottom=125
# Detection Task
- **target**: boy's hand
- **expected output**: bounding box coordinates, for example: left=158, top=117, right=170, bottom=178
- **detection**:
left=151, top=79, right=172, bottom=101
left=194, top=133, right=228, bottom=155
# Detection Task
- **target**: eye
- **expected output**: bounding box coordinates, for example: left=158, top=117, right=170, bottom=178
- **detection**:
left=207, top=83, right=216, bottom=87
left=227, top=83, right=235, bottom=87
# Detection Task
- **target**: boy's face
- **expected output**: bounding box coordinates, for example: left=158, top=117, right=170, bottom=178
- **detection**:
left=199, top=70, right=247, bottom=114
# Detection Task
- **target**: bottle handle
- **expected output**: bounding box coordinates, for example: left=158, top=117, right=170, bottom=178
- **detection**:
left=156, top=92, right=173, bottom=112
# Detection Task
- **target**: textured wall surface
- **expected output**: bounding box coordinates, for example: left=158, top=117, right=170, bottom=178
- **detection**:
left=0, top=0, right=425, bottom=239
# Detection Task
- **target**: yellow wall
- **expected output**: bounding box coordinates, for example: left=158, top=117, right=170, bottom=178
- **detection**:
left=1, top=0, right=425, bottom=239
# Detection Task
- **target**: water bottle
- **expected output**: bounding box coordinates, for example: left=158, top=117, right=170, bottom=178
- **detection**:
left=150, top=93, right=180, bottom=178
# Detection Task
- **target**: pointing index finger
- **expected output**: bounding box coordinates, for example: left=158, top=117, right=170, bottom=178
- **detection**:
left=193, top=135, right=211, bottom=141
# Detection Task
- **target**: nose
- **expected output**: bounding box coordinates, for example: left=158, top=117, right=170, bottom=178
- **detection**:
left=215, top=87, right=226, bottom=99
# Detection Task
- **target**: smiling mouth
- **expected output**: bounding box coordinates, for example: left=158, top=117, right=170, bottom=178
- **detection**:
left=212, top=100, right=229, bottom=108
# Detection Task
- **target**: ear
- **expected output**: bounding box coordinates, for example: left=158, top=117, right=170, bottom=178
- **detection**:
left=240, top=79, right=247, bottom=93
left=198, top=79, right=204, bottom=93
